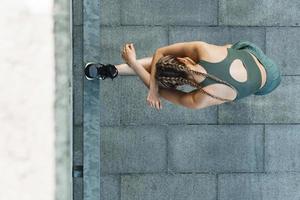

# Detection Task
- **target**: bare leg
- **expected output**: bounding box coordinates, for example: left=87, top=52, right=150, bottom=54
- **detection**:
left=114, top=56, right=153, bottom=75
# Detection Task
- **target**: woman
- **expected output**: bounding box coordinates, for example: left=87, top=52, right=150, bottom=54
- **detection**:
left=84, top=40, right=282, bottom=110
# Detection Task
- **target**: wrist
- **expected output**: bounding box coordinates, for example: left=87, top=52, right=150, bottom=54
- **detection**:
left=150, top=83, right=158, bottom=92
left=127, top=60, right=137, bottom=67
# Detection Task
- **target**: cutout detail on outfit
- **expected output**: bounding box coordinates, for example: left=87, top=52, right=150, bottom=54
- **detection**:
left=229, top=59, right=248, bottom=82
left=198, top=47, right=262, bottom=101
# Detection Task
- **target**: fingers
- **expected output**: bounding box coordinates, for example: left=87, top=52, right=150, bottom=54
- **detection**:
left=121, top=43, right=132, bottom=58
left=120, top=43, right=135, bottom=63
left=127, top=43, right=134, bottom=51
left=121, top=45, right=129, bottom=55
left=148, top=101, right=162, bottom=110
left=155, top=102, right=159, bottom=110
left=122, top=43, right=134, bottom=51
left=158, top=101, right=162, bottom=110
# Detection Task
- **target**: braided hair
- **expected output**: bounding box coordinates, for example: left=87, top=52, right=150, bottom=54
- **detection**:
left=155, top=55, right=238, bottom=102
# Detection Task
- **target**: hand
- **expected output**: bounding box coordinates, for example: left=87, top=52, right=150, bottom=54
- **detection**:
left=121, top=43, right=137, bottom=66
left=147, top=89, right=162, bottom=110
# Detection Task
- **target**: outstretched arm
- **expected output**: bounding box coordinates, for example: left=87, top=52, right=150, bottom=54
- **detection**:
left=149, top=50, right=164, bottom=92
left=122, top=42, right=203, bottom=110
left=149, top=41, right=203, bottom=92
left=129, top=61, right=197, bottom=109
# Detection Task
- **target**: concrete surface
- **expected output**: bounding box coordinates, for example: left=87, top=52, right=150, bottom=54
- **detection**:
left=73, top=0, right=300, bottom=199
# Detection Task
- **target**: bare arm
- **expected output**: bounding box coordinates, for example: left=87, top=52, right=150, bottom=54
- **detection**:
left=128, top=61, right=152, bottom=89
left=158, top=88, right=196, bottom=109
left=149, top=50, right=164, bottom=92
left=147, top=41, right=204, bottom=109
left=129, top=60, right=197, bottom=109
left=150, top=41, right=203, bottom=91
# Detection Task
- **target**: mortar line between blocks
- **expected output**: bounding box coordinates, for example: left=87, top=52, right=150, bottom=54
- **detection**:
left=119, top=0, right=122, bottom=26
left=166, top=125, right=169, bottom=174
left=264, top=26, right=267, bottom=53
left=119, top=175, right=121, bottom=200
left=217, top=0, right=220, bottom=26
left=100, top=123, right=300, bottom=128
left=167, top=25, right=170, bottom=44
left=100, top=24, right=300, bottom=28
left=263, top=124, right=266, bottom=172
left=217, top=106, right=219, bottom=125
left=103, top=171, right=300, bottom=177
left=216, top=174, right=219, bottom=200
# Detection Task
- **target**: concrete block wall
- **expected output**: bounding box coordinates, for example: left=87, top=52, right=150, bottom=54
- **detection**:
left=72, top=0, right=300, bottom=199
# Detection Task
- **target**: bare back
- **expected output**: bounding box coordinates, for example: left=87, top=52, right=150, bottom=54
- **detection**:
left=192, top=42, right=267, bottom=104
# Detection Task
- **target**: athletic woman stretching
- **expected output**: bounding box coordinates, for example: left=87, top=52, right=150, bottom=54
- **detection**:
left=84, top=40, right=281, bottom=110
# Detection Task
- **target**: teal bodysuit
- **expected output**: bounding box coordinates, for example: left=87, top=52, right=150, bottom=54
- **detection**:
left=198, top=47, right=262, bottom=101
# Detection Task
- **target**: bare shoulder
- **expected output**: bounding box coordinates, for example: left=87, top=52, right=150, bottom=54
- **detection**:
left=157, top=40, right=206, bottom=62
left=224, top=43, right=233, bottom=48
left=183, top=40, right=207, bottom=60
left=197, top=42, right=234, bottom=62
left=200, top=42, right=233, bottom=49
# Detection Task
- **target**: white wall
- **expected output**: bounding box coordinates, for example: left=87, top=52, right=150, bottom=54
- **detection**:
left=0, top=0, right=55, bottom=199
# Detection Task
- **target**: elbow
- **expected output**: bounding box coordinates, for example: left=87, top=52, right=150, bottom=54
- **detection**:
left=189, top=94, right=200, bottom=109
left=180, top=95, right=202, bottom=110
left=190, top=94, right=206, bottom=109
left=182, top=103, right=202, bottom=110
left=189, top=103, right=203, bottom=110
left=155, top=48, right=164, bottom=56
left=191, top=101, right=218, bottom=110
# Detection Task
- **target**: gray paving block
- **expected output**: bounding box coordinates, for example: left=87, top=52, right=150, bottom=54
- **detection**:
left=73, top=75, right=83, bottom=126
left=73, top=25, right=83, bottom=126
left=83, top=0, right=100, bottom=21
left=121, top=174, right=216, bottom=200
left=169, top=26, right=265, bottom=51
left=73, top=0, right=83, bottom=25
left=219, top=0, right=300, bottom=26
left=119, top=76, right=217, bottom=125
left=83, top=19, right=101, bottom=61
left=219, top=76, right=300, bottom=124
left=84, top=175, right=100, bottom=200
left=229, top=27, right=266, bottom=52
left=99, top=80, right=121, bottom=126
left=168, top=125, right=264, bottom=172
left=73, top=125, right=83, bottom=165
left=73, top=25, right=83, bottom=66
left=84, top=80, right=101, bottom=138
left=99, top=26, right=168, bottom=65
left=170, top=26, right=232, bottom=46
left=219, top=173, right=300, bottom=200
left=100, top=0, right=121, bottom=25
left=266, top=27, right=300, bottom=75
left=73, top=177, right=83, bottom=200
left=101, top=175, right=120, bottom=200
left=121, top=0, right=218, bottom=25
left=83, top=0, right=101, bottom=199
left=83, top=43, right=101, bottom=200
left=100, top=126, right=167, bottom=174
left=265, top=125, right=300, bottom=172
left=84, top=130, right=100, bottom=177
